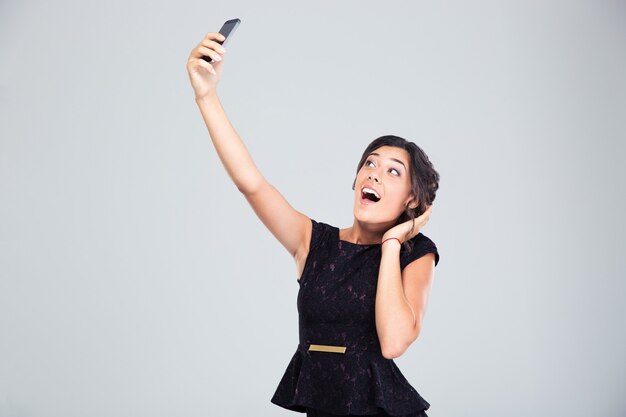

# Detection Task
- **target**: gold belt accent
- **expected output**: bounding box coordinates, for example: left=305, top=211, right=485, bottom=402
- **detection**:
left=308, top=344, right=347, bottom=354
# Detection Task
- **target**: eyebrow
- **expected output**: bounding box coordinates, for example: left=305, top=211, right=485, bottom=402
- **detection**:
left=368, top=152, right=407, bottom=170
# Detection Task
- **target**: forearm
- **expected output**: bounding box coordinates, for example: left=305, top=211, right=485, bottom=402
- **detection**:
left=195, top=91, right=264, bottom=193
left=375, top=242, right=415, bottom=358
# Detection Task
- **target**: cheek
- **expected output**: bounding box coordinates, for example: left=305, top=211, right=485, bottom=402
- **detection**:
left=355, top=170, right=367, bottom=184
left=386, top=184, right=411, bottom=205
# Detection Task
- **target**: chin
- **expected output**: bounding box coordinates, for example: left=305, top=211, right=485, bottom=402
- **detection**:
left=353, top=203, right=393, bottom=225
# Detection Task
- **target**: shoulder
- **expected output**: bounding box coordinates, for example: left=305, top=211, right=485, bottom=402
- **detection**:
left=413, top=232, right=437, bottom=249
left=295, top=217, right=335, bottom=283
left=309, top=217, right=333, bottom=235
left=306, top=217, right=334, bottom=250
left=400, top=232, right=440, bottom=269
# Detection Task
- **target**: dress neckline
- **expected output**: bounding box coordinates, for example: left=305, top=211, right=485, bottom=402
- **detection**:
left=336, top=226, right=381, bottom=247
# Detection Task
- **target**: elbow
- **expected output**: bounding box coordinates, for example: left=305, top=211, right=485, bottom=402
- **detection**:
left=381, top=344, right=406, bottom=360
left=237, top=183, right=251, bottom=195
left=381, top=340, right=408, bottom=359
left=237, top=182, right=256, bottom=195
left=381, top=328, right=421, bottom=359
left=237, top=178, right=264, bottom=196
left=237, top=172, right=268, bottom=196
left=381, top=347, right=398, bottom=360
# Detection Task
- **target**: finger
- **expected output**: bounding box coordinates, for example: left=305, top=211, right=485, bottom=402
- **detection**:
left=197, top=45, right=223, bottom=62
left=197, top=45, right=223, bottom=61
left=196, top=58, right=217, bottom=75
left=200, top=39, right=226, bottom=54
left=205, top=32, right=226, bottom=42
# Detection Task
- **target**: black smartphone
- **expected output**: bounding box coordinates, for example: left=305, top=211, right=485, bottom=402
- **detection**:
left=201, top=18, right=241, bottom=63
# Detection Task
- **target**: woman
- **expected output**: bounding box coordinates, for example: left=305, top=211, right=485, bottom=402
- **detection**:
left=187, top=31, right=440, bottom=417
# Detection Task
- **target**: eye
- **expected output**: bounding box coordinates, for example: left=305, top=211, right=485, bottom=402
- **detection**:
left=389, top=168, right=400, bottom=176
left=365, top=160, right=375, bottom=167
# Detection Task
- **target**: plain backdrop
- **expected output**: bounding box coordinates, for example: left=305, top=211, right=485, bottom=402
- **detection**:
left=1, top=0, right=625, bottom=416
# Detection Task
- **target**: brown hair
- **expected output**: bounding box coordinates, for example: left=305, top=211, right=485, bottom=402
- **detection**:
left=351, top=135, right=440, bottom=252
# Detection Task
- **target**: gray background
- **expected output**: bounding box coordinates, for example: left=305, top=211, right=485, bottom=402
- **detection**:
left=1, top=0, right=625, bottom=416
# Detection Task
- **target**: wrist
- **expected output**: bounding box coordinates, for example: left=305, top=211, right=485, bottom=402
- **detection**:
left=194, top=89, right=219, bottom=103
left=381, top=237, right=402, bottom=247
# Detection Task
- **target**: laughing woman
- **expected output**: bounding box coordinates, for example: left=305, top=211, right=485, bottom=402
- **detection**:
left=187, top=31, right=440, bottom=417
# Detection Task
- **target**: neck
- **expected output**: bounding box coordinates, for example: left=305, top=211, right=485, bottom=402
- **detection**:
left=344, top=220, right=389, bottom=245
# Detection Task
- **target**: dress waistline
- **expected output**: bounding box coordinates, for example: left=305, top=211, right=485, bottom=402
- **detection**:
left=297, top=321, right=382, bottom=355
left=307, top=343, right=346, bottom=353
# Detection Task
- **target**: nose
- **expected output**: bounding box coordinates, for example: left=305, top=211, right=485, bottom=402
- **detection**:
left=368, top=172, right=380, bottom=183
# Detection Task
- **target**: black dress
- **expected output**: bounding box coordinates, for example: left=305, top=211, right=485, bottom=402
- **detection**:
left=271, top=218, right=440, bottom=416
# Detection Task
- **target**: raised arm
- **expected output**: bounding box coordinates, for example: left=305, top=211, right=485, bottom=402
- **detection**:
left=186, top=31, right=311, bottom=263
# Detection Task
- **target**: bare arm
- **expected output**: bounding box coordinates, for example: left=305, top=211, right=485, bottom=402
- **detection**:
left=194, top=92, right=264, bottom=194
left=375, top=241, right=435, bottom=359
left=187, top=32, right=311, bottom=262
left=375, top=209, right=436, bottom=358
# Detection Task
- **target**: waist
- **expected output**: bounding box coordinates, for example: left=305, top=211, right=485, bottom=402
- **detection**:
left=298, top=321, right=382, bottom=354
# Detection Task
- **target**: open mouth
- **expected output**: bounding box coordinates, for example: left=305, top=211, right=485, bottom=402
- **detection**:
left=361, top=187, right=381, bottom=203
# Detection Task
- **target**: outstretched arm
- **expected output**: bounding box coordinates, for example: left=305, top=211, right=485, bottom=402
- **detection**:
left=194, top=92, right=263, bottom=194
left=186, top=32, right=311, bottom=262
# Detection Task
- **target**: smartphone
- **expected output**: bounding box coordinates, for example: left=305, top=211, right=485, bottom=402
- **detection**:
left=201, top=18, right=241, bottom=63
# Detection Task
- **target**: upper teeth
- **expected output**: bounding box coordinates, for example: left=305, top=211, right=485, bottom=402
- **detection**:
left=362, top=187, right=380, bottom=199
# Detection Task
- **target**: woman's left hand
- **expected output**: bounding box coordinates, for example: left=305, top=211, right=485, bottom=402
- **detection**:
left=382, top=205, right=434, bottom=245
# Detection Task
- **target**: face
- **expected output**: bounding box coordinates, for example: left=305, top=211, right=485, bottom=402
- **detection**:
left=353, top=145, right=417, bottom=226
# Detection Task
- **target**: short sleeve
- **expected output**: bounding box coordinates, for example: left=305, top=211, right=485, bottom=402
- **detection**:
left=308, top=217, right=329, bottom=254
left=297, top=217, right=327, bottom=284
left=400, top=234, right=440, bottom=271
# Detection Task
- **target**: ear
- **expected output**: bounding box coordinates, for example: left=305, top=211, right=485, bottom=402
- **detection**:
left=405, top=195, right=419, bottom=209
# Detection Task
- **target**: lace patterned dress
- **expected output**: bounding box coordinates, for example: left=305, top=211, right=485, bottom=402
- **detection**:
left=271, top=218, right=440, bottom=416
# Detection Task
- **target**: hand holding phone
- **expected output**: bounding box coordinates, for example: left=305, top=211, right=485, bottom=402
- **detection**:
left=187, top=18, right=240, bottom=98
left=201, top=18, right=241, bottom=63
